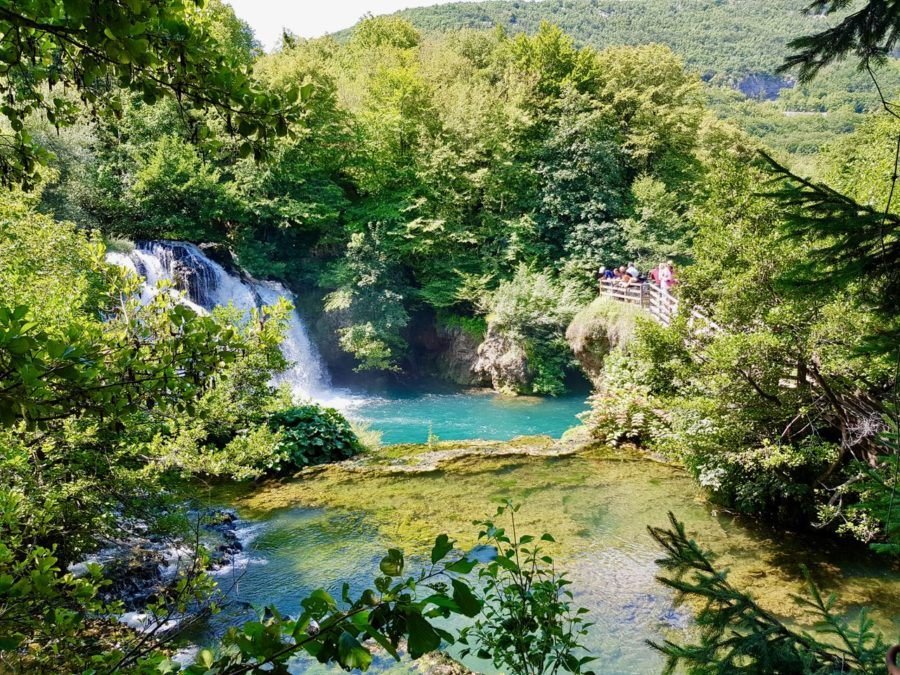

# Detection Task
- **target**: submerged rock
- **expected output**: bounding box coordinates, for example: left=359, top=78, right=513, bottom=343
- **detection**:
left=412, top=647, right=473, bottom=675
left=68, top=508, right=246, bottom=613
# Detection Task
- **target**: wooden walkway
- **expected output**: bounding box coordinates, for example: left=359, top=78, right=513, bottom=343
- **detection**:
left=599, top=279, right=679, bottom=326
left=599, top=279, right=722, bottom=333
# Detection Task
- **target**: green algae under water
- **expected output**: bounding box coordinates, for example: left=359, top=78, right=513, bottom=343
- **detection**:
left=197, top=441, right=900, bottom=674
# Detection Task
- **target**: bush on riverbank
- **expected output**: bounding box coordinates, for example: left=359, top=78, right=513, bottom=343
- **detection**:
left=475, top=267, right=587, bottom=396
left=583, top=135, right=897, bottom=538
left=268, top=404, right=365, bottom=471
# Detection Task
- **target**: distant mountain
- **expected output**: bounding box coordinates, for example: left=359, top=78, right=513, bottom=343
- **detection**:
left=392, top=0, right=823, bottom=87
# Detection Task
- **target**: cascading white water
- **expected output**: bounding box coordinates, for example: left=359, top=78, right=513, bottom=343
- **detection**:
left=107, top=241, right=333, bottom=402
left=253, top=280, right=330, bottom=400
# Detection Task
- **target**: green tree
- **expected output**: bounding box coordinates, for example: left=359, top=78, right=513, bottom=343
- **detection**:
left=127, top=134, right=239, bottom=240
left=324, top=225, right=411, bottom=371
left=621, top=174, right=693, bottom=266
left=536, top=97, right=627, bottom=283
left=0, top=0, right=297, bottom=187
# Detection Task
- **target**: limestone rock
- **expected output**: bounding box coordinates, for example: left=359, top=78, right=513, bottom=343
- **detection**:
left=565, top=297, right=639, bottom=383
left=473, top=326, right=531, bottom=394
left=435, top=324, right=488, bottom=386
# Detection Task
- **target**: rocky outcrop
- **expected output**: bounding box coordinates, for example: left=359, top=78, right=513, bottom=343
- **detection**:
left=68, top=509, right=245, bottom=612
left=435, top=324, right=488, bottom=386
left=565, top=298, right=639, bottom=384
left=473, top=326, right=531, bottom=394
left=736, top=73, right=794, bottom=101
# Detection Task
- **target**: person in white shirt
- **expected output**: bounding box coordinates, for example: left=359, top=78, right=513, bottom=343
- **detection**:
left=659, top=262, right=674, bottom=292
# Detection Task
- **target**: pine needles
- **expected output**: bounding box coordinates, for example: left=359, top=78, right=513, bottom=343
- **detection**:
left=647, top=512, right=889, bottom=674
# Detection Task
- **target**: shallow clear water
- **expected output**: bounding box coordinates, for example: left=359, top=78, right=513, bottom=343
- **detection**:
left=341, top=386, right=590, bottom=445
left=194, top=448, right=900, bottom=675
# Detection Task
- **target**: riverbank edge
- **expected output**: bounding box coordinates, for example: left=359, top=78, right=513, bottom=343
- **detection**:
left=289, top=426, right=686, bottom=479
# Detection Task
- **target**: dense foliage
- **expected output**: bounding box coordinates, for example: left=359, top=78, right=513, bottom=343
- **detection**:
left=389, top=0, right=900, bottom=156
left=0, top=0, right=298, bottom=188
left=3, top=0, right=900, bottom=671
left=269, top=404, right=365, bottom=470
left=584, top=125, right=898, bottom=529
left=38, top=15, right=704, bottom=378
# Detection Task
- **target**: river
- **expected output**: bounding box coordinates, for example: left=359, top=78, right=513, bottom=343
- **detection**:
left=186, top=440, right=900, bottom=674
left=107, top=241, right=900, bottom=673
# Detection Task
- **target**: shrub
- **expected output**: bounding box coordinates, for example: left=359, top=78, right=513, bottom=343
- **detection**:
left=268, top=405, right=364, bottom=471
left=525, top=337, right=574, bottom=396
left=688, top=437, right=840, bottom=524
left=580, top=350, right=666, bottom=445
left=437, top=312, right=487, bottom=340
left=483, top=266, right=587, bottom=396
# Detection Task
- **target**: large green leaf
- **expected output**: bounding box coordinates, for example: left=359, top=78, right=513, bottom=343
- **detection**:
left=379, top=548, right=404, bottom=577
left=405, top=611, right=441, bottom=659
left=337, top=631, right=373, bottom=670
left=451, top=579, right=482, bottom=617
left=431, top=533, right=453, bottom=564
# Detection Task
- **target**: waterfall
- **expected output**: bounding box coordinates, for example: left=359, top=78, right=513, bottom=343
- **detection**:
left=107, top=241, right=333, bottom=402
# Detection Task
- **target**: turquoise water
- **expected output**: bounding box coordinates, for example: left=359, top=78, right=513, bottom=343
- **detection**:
left=195, top=452, right=900, bottom=674
left=344, top=387, right=590, bottom=444
left=185, top=389, right=900, bottom=673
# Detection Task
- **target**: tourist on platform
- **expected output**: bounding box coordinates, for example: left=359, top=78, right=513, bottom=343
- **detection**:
left=659, top=261, right=674, bottom=292
left=626, top=262, right=641, bottom=280
left=666, top=261, right=678, bottom=290
left=598, top=265, right=616, bottom=281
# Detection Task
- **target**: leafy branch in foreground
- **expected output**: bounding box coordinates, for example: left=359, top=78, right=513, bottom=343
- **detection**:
left=0, top=0, right=302, bottom=188
left=180, top=504, right=597, bottom=675
left=759, top=152, right=899, bottom=312
left=758, top=151, right=900, bottom=355
left=780, top=1, right=900, bottom=84
left=173, top=535, right=483, bottom=674
left=647, top=512, right=888, bottom=674
left=459, top=501, right=596, bottom=675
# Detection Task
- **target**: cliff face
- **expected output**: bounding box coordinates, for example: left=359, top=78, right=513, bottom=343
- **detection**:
left=434, top=324, right=488, bottom=387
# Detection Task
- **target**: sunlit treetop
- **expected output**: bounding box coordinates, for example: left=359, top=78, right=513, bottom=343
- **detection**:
left=0, top=0, right=306, bottom=188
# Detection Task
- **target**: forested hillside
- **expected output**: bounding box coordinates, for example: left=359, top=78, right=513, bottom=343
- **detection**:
left=394, top=0, right=815, bottom=80
left=384, top=0, right=900, bottom=156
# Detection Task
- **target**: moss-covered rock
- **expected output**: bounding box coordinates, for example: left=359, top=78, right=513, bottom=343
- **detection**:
left=565, top=298, right=642, bottom=383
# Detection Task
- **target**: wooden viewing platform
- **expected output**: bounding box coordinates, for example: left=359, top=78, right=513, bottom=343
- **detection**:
left=599, top=279, right=679, bottom=326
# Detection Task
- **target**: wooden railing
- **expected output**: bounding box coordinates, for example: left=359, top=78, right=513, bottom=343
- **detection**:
left=599, top=279, right=679, bottom=326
